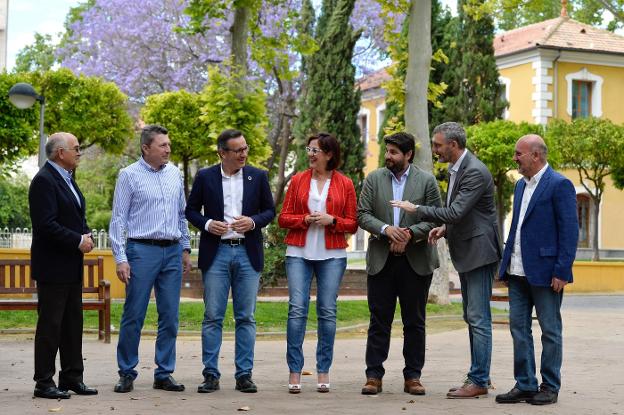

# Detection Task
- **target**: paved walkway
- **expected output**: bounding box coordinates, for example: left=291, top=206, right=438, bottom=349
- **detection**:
left=1, top=300, right=622, bottom=414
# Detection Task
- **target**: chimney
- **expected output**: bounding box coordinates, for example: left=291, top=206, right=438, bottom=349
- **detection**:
left=561, top=0, right=568, bottom=17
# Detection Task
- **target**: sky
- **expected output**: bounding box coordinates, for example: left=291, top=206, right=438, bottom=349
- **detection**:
left=6, top=0, right=81, bottom=71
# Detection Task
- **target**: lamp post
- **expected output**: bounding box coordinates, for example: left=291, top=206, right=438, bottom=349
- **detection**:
left=8, top=83, right=46, bottom=168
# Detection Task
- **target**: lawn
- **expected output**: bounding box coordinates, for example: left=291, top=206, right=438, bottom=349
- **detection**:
left=0, top=300, right=483, bottom=333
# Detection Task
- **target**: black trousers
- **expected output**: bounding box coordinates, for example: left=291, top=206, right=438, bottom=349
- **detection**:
left=34, top=281, right=84, bottom=388
left=365, top=255, right=432, bottom=380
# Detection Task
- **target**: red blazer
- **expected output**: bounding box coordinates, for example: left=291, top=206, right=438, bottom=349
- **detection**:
left=278, top=169, right=358, bottom=249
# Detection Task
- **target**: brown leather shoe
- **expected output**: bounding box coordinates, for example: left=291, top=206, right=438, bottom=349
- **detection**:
left=361, top=378, right=382, bottom=395
left=404, top=378, right=425, bottom=395
left=449, top=378, right=493, bottom=392
left=446, top=382, right=488, bottom=399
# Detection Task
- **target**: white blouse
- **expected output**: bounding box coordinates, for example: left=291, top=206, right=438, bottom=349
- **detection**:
left=286, top=178, right=347, bottom=260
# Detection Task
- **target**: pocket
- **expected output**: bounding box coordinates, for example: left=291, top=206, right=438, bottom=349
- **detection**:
left=539, top=247, right=557, bottom=257
left=458, top=227, right=484, bottom=241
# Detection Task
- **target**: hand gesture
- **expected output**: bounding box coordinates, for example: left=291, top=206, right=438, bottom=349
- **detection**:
left=182, top=250, right=192, bottom=276
left=79, top=233, right=94, bottom=253
left=385, top=226, right=411, bottom=244
left=231, top=216, right=254, bottom=233
left=308, top=211, right=334, bottom=227
left=116, top=262, right=131, bottom=284
left=208, top=220, right=229, bottom=236
left=428, top=226, right=446, bottom=245
left=389, top=200, right=418, bottom=213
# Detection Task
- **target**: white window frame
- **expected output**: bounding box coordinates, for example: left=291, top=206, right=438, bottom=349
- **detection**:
left=565, top=68, right=603, bottom=118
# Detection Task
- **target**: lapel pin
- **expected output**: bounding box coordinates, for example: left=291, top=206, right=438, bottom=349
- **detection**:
left=248, top=176, right=252, bottom=181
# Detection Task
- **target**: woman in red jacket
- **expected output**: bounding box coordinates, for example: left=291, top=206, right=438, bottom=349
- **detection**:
left=278, top=133, right=358, bottom=394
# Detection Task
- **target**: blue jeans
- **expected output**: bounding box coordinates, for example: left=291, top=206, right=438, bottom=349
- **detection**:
left=459, top=262, right=495, bottom=388
left=201, top=244, right=260, bottom=380
left=117, top=241, right=182, bottom=380
left=508, top=275, right=563, bottom=392
left=285, top=256, right=347, bottom=374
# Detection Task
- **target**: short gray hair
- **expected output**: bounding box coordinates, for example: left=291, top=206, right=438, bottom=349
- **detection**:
left=432, top=122, right=466, bottom=149
left=141, top=124, right=168, bottom=149
left=45, top=133, right=70, bottom=160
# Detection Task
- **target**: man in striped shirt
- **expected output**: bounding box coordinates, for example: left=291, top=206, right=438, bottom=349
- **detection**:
left=110, top=124, right=192, bottom=394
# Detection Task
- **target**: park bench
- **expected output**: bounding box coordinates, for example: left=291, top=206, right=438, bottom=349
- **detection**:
left=0, top=257, right=111, bottom=343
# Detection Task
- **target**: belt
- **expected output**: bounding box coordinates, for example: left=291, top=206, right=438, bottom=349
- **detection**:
left=128, top=238, right=179, bottom=247
left=220, top=238, right=244, bottom=246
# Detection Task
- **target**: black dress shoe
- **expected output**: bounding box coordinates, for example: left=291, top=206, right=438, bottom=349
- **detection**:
left=114, top=375, right=134, bottom=393
left=197, top=374, right=220, bottom=393
left=153, top=375, right=185, bottom=392
left=59, top=381, right=98, bottom=395
left=495, top=387, right=537, bottom=403
left=235, top=375, right=257, bottom=393
left=34, top=386, right=71, bottom=399
left=528, top=387, right=558, bottom=405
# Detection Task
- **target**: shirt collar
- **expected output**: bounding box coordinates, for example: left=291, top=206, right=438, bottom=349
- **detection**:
left=47, top=160, right=73, bottom=180
left=391, top=165, right=411, bottom=184
left=139, top=156, right=167, bottom=172
left=448, top=149, right=468, bottom=174
left=221, top=164, right=243, bottom=178
left=524, top=163, right=549, bottom=186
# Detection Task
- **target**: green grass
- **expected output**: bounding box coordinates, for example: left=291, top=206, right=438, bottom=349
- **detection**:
left=0, top=300, right=494, bottom=333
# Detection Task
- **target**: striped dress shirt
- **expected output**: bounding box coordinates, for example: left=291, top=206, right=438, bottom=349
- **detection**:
left=110, top=157, right=191, bottom=264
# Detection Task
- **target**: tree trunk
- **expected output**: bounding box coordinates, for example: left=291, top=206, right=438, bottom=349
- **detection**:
left=404, top=0, right=448, bottom=304
left=230, top=6, right=250, bottom=75
left=591, top=194, right=601, bottom=261
left=405, top=0, right=433, bottom=171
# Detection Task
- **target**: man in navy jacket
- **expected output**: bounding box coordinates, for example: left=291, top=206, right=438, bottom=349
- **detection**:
left=496, top=134, right=578, bottom=406
left=186, top=129, right=275, bottom=394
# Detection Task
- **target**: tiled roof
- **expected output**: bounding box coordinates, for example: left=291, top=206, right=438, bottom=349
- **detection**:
left=356, top=68, right=391, bottom=91
left=494, top=17, right=624, bottom=57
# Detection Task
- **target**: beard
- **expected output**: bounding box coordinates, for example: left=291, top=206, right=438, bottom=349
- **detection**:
left=385, top=159, right=407, bottom=174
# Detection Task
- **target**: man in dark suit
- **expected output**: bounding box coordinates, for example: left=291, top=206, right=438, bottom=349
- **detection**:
left=29, top=132, right=98, bottom=399
left=495, top=134, right=578, bottom=406
left=357, top=132, right=441, bottom=396
left=186, top=129, right=275, bottom=394
left=392, top=122, right=501, bottom=398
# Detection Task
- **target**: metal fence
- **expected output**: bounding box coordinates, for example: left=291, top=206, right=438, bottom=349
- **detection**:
left=0, top=228, right=203, bottom=250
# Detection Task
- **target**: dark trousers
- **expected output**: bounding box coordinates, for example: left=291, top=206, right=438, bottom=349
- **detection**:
left=365, top=255, right=432, bottom=380
left=34, top=281, right=84, bottom=388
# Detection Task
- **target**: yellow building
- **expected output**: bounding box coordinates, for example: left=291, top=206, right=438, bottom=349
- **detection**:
left=355, top=15, right=624, bottom=256
left=494, top=14, right=624, bottom=255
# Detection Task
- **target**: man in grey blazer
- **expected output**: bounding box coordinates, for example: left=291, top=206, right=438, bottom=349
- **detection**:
left=392, top=122, right=501, bottom=399
left=357, top=132, right=441, bottom=396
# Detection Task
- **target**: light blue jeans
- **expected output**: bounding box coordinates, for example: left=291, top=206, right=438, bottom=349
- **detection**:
left=117, top=241, right=182, bottom=381
left=508, top=274, right=564, bottom=392
left=459, top=262, right=496, bottom=388
left=285, top=256, right=347, bottom=374
left=201, top=244, right=260, bottom=380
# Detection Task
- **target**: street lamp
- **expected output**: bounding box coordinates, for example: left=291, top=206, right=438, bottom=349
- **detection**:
left=8, top=83, right=46, bottom=168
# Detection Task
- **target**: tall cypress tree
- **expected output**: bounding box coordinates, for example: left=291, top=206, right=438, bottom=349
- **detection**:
left=294, top=0, right=364, bottom=192
left=438, top=0, right=507, bottom=125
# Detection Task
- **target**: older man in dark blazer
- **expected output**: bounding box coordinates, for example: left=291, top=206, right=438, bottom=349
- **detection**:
left=186, top=129, right=275, bottom=394
left=495, top=135, right=578, bottom=406
left=392, top=122, right=501, bottom=399
left=29, top=132, right=97, bottom=399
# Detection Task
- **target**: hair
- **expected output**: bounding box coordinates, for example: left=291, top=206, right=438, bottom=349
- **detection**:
left=45, top=132, right=70, bottom=159
left=384, top=132, right=415, bottom=163
left=307, top=132, right=341, bottom=170
left=432, top=122, right=467, bottom=149
left=217, top=129, right=244, bottom=151
left=530, top=140, right=548, bottom=161
left=140, top=124, right=168, bottom=153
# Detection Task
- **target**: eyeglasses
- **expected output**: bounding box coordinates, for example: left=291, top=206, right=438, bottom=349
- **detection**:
left=61, top=146, right=82, bottom=153
left=224, top=145, right=250, bottom=156
left=305, top=146, right=324, bottom=155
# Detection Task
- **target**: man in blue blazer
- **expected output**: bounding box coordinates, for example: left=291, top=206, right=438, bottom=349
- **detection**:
left=186, top=129, right=275, bottom=394
left=496, top=134, right=578, bottom=406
